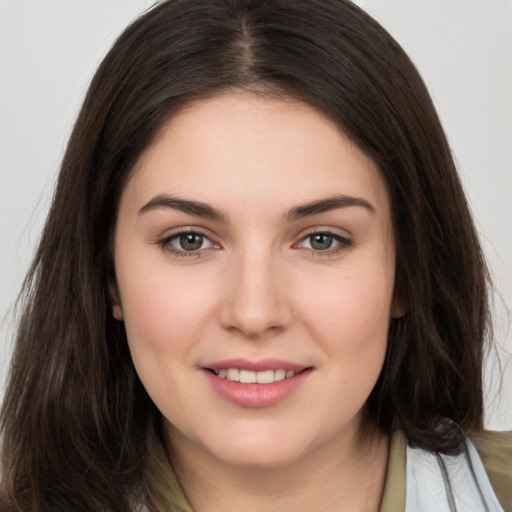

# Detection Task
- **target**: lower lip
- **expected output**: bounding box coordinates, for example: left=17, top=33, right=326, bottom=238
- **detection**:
left=203, top=369, right=312, bottom=407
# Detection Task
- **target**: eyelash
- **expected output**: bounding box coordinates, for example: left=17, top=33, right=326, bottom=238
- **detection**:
left=156, top=229, right=353, bottom=258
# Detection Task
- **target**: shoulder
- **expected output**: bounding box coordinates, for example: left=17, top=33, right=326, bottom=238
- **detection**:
left=471, top=430, right=512, bottom=511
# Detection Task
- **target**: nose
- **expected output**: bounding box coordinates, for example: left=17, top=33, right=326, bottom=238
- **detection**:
left=219, top=248, right=293, bottom=339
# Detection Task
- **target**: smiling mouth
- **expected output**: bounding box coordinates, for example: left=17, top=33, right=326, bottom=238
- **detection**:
left=204, top=364, right=313, bottom=406
left=208, top=368, right=307, bottom=384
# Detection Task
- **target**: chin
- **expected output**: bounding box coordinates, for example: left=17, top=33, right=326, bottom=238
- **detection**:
left=196, top=422, right=321, bottom=470
left=210, top=441, right=308, bottom=469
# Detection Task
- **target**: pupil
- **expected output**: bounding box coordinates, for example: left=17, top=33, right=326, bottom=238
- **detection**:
left=180, top=233, right=203, bottom=251
left=311, top=234, right=333, bottom=250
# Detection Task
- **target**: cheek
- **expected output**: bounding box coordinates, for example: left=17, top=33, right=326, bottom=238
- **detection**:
left=297, top=257, right=394, bottom=359
left=117, top=259, right=217, bottom=362
left=116, top=262, right=220, bottom=419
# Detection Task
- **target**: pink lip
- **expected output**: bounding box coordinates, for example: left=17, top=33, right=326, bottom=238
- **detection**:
left=202, top=359, right=312, bottom=408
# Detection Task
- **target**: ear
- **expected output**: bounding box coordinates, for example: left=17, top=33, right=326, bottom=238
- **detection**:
left=109, top=283, right=124, bottom=321
left=112, top=305, right=124, bottom=321
left=391, top=293, right=406, bottom=319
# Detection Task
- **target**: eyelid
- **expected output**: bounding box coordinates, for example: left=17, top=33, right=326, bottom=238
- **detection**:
left=296, top=225, right=352, bottom=242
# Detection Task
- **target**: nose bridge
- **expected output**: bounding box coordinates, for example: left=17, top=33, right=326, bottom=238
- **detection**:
left=220, top=242, right=291, bottom=337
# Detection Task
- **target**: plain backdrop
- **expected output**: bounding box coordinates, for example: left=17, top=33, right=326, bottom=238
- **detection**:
left=1, top=0, right=511, bottom=428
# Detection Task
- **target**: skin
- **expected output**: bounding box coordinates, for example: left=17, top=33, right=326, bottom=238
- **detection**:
left=113, top=91, right=402, bottom=511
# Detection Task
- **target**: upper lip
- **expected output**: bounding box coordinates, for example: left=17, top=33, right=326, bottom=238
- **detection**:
left=203, top=358, right=310, bottom=372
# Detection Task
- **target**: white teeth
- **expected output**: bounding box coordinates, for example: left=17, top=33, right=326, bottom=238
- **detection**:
left=274, top=369, right=286, bottom=381
left=239, top=370, right=257, bottom=383
left=226, top=368, right=240, bottom=381
left=214, top=368, right=297, bottom=384
left=256, top=369, right=274, bottom=384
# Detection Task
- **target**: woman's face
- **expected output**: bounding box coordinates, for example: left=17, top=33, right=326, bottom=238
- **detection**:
left=113, top=92, right=400, bottom=469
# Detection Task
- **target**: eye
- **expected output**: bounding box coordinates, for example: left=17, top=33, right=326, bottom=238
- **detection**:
left=157, top=230, right=219, bottom=257
left=296, top=231, right=352, bottom=254
left=305, top=233, right=335, bottom=251
left=174, top=233, right=210, bottom=251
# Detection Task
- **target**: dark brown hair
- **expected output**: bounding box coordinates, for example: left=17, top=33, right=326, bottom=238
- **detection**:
left=1, top=0, right=491, bottom=510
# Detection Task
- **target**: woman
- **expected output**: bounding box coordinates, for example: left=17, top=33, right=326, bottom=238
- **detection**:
left=1, top=0, right=510, bottom=511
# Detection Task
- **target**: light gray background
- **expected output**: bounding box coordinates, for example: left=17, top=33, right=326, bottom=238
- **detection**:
left=1, top=0, right=511, bottom=428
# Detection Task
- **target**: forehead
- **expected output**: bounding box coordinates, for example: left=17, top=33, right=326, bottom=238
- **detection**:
left=122, top=91, right=390, bottom=219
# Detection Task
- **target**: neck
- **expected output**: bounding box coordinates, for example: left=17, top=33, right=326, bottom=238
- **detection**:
left=165, top=420, right=389, bottom=512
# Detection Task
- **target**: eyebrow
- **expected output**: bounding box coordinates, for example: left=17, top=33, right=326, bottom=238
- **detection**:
left=285, top=194, right=375, bottom=221
left=138, top=193, right=375, bottom=223
left=138, top=194, right=228, bottom=223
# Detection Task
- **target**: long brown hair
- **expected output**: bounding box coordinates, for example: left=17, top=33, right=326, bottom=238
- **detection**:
left=1, top=0, right=491, bottom=510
